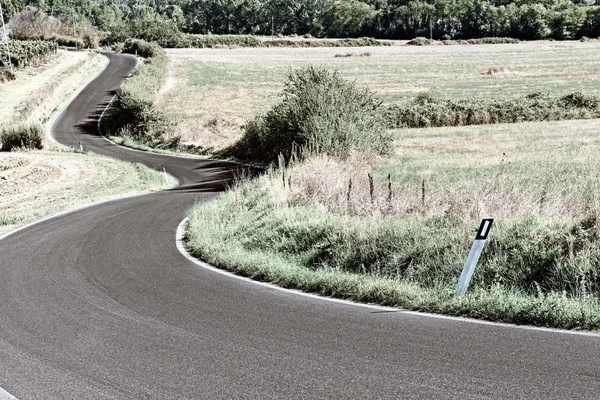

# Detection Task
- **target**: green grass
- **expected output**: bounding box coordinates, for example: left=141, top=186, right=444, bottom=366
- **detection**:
left=185, top=176, right=600, bottom=330
left=186, top=117, right=600, bottom=330
left=176, top=41, right=600, bottom=329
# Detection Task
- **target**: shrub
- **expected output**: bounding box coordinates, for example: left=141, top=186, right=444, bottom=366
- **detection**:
left=172, top=34, right=263, bottom=48
left=102, top=39, right=175, bottom=148
left=0, top=39, right=57, bottom=69
left=48, top=35, right=85, bottom=48
left=228, top=66, right=392, bottom=163
left=440, top=38, right=519, bottom=45
left=0, top=123, right=43, bottom=151
left=385, top=92, right=600, bottom=128
left=164, top=34, right=388, bottom=49
left=406, top=37, right=432, bottom=46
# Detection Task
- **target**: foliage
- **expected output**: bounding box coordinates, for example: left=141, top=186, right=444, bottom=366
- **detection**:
left=227, top=66, right=391, bottom=163
left=9, top=8, right=99, bottom=48
left=102, top=39, right=177, bottom=148
left=264, top=37, right=387, bottom=47
left=0, top=123, right=43, bottom=151
left=322, top=0, right=377, bottom=38
left=466, top=37, right=520, bottom=44
left=385, top=92, right=600, bottom=128
left=0, top=39, right=56, bottom=69
left=173, top=34, right=263, bottom=48
left=159, top=34, right=388, bottom=48
left=0, top=68, right=16, bottom=82
left=406, top=37, right=433, bottom=45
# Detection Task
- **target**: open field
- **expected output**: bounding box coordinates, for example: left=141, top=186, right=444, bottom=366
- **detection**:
left=0, top=51, right=170, bottom=234
left=159, top=41, right=600, bottom=149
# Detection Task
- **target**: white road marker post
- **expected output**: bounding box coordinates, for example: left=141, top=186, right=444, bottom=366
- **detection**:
left=457, top=218, right=493, bottom=295
left=162, top=167, right=168, bottom=185
left=79, top=141, right=83, bottom=152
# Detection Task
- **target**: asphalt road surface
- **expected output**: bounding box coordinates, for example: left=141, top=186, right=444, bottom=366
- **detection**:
left=0, top=52, right=599, bottom=399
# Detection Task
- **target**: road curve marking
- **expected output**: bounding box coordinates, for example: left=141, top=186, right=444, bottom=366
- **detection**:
left=176, top=217, right=600, bottom=338
left=0, top=387, right=18, bottom=400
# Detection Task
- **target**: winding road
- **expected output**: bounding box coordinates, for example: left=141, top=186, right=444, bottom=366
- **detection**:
left=1, top=52, right=599, bottom=399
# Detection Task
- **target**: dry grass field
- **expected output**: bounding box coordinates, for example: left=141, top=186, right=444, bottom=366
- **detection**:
left=263, top=119, right=600, bottom=223
left=159, top=41, right=600, bottom=149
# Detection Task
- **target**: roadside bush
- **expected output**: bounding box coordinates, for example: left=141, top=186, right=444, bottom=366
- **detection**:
left=0, top=39, right=57, bottom=69
left=227, top=66, right=392, bottom=163
left=102, top=39, right=175, bottom=147
left=0, top=123, right=43, bottom=151
left=385, top=92, right=600, bottom=128
left=49, top=35, right=85, bottom=48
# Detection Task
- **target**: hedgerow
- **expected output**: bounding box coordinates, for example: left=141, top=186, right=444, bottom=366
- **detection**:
left=163, top=34, right=389, bottom=48
left=385, top=92, right=600, bottom=128
left=0, top=123, right=44, bottom=151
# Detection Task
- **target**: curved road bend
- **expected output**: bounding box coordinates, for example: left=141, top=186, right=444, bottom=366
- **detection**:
left=0, top=52, right=598, bottom=399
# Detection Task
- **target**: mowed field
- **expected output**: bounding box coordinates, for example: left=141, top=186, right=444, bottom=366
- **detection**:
left=159, top=41, right=600, bottom=149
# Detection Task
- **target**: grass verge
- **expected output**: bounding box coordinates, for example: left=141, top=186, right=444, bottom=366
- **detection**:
left=0, top=151, right=170, bottom=233
left=185, top=178, right=600, bottom=331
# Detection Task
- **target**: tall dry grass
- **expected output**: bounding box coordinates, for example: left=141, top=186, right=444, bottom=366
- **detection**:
left=268, top=149, right=600, bottom=223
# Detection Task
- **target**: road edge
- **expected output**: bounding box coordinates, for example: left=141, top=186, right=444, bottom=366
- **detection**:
left=175, top=217, right=600, bottom=338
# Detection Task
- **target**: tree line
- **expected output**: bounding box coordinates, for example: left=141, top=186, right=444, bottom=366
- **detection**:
left=1, top=0, right=599, bottom=43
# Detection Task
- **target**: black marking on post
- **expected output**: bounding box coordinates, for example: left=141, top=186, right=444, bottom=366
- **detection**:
left=475, top=218, right=493, bottom=240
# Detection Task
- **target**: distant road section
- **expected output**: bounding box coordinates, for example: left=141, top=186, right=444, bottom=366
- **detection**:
left=0, top=52, right=599, bottom=399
